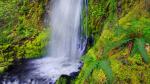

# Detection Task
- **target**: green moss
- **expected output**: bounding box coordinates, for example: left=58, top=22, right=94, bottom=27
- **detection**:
left=78, top=0, right=150, bottom=84
left=0, top=67, right=5, bottom=74
left=56, top=75, right=76, bottom=84
left=25, top=29, right=49, bottom=59
left=0, top=0, right=49, bottom=73
left=109, top=51, right=150, bottom=84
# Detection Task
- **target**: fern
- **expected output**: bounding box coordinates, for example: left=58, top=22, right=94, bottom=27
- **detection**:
left=83, top=61, right=97, bottom=80
left=109, top=0, right=117, bottom=20
left=102, top=36, right=131, bottom=59
left=78, top=56, right=114, bottom=84
left=110, top=18, right=150, bottom=64
left=98, top=59, right=114, bottom=84
left=130, top=41, right=138, bottom=57
left=76, top=56, right=94, bottom=83
left=135, top=38, right=150, bottom=63
left=81, top=55, right=95, bottom=63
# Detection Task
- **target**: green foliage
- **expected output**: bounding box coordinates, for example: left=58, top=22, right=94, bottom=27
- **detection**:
left=76, top=55, right=114, bottom=84
left=0, top=0, right=49, bottom=73
left=83, top=0, right=107, bottom=38
left=98, top=59, right=114, bottom=84
left=56, top=75, right=76, bottom=84
left=110, top=17, right=150, bottom=63
left=0, top=0, right=17, bottom=23
left=130, top=41, right=138, bottom=56
left=108, top=0, right=117, bottom=20
left=25, top=30, right=49, bottom=59
left=79, top=0, right=150, bottom=84
left=80, top=56, right=97, bottom=80
left=135, top=38, right=150, bottom=63
left=110, top=53, right=150, bottom=84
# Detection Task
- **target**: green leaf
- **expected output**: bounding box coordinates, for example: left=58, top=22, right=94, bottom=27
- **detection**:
left=83, top=61, right=97, bottom=79
left=103, top=38, right=131, bottom=57
left=98, top=59, right=114, bottom=84
left=130, top=41, right=138, bottom=57
left=81, top=55, right=95, bottom=62
left=135, top=38, right=150, bottom=63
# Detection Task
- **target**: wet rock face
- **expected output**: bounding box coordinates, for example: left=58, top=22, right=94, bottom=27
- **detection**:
left=56, top=74, right=78, bottom=84
left=56, top=62, right=82, bottom=84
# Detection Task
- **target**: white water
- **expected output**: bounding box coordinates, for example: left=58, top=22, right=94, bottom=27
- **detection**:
left=1, top=0, right=84, bottom=83
left=29, top=0, right=83, bottom=81
left=49, top=0, right=82, bottom=61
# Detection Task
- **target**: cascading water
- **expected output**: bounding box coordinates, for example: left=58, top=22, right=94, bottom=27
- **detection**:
left=49, top=0, right=82, bottom=61
left=0, top=0, right=86, bottom=84
left=28, top=0, right=84, bottom=81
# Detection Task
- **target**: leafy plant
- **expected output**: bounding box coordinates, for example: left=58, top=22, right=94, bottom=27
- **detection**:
left=0, top=0, right=48, bottom=72
left=76, top=55, right=114, bottom=84
left=111, top=17, right=150, bottom=63
left=77, top=17, right=150, bottom=84
left=135, top=38, right=150, bottom=63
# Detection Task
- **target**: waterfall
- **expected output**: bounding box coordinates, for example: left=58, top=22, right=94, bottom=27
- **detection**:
left=1, top=0, right=85, bottom=83
left=48, top=0, right=82, bottom=61
left=27, top=0, right=84, bottom=82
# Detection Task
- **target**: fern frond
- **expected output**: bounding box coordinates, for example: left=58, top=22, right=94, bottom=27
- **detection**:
left=76, top=61, right=97, bottom=84
left=81, top=55, right=95, bottom=63
left=103, top=38, right=131, bottom=57
left=83, top=61, right=97, bottom=80
left=135, top=38, right=150, bottom=63
left=130, top=41, right=138, bottom=57
left=113, top=26, right=131, bottom=37
left=98, top=59, right=114, bottom=84
left=78, top=54, right=114, bottom=84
